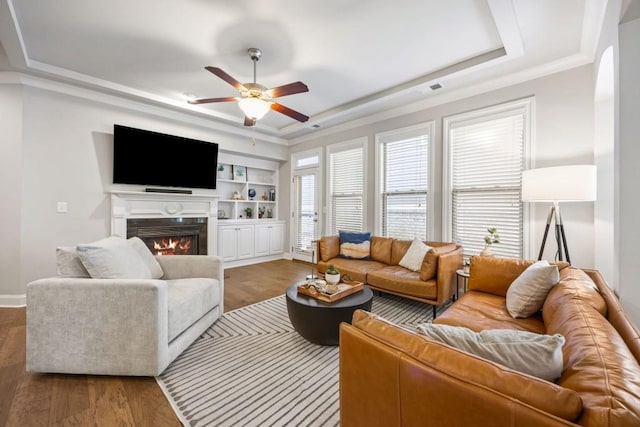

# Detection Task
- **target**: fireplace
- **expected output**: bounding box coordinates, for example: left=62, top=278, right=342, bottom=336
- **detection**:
left=110, top=191, right=219, bottom=256
left=127, top=218, right=207, bottom=255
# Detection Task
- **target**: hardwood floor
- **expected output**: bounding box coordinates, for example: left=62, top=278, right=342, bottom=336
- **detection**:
left=0, top=259, right=311, bottom=426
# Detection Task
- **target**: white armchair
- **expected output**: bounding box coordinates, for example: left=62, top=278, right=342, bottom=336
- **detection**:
left=27, top=254, right=223, bottom=376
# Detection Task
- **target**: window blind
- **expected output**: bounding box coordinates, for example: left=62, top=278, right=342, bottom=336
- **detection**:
left=380, top=134, right=429, bottom=240
left=330, top=145, right=364, bottom=234
left=450, top=113, right=525, bottom=259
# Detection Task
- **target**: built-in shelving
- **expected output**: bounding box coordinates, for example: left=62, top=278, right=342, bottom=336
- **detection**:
left=216, top=164, right=278, bottom=221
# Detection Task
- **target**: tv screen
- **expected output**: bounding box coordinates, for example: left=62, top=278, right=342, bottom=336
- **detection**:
left=113, top=125, right=218, bottom=190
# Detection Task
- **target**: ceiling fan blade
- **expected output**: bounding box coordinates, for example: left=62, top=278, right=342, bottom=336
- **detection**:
left=205, top=66, right=247, bottom=91
left=244, top=116, right=256, bottom=127
left=266, top=81, right=309, bottom=99
left=188, top=96, right=238, bottom=104
left=271, top=103, right=309, bottom=122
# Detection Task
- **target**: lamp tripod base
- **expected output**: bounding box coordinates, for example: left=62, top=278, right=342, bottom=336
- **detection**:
left=538, top=202, right=571, bottom=264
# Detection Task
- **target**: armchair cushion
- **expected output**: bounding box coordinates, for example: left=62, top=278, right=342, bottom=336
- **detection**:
left=77, top=236, right=153, bottom=279
left=419, top=243, right=457, bottom=281
left=167, top=278, right=221, bottom=342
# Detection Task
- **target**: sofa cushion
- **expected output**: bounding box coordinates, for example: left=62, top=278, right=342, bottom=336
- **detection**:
left=542, top=269, right=640, bottom=426
left=419, top=243, right=457, bottom=281
left=128, top=237, right=164, bottom=279
left=56, top=247, right=90, bottom=278
left=434, top=291, right=546, bottom=334
left=319, top=236, right=340, bottom=262
left=352, top=310, right=583, bottom=422
left=367, top=266, right=437, bottom=300
left=339, top=231, right=371, bottom=259
left=370, top=236, right=392, bottom=264
left=77, top=236, right=152, bottom=279
left=167, top=278, right=221, bottom=342
left=399, top=238, right=432, bottom=271
left=506, top=260, right=559, bottom=318
left=416, top=323, right=565, bottom=381
left=317, top=258, right=386, bottom=283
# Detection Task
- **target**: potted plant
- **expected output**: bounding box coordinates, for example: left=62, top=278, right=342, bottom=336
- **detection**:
left=324, top=264, right=341, bottom=286
left=480, top=227, right=500, bottom=256
left=244, top=207, right=253, bottom=218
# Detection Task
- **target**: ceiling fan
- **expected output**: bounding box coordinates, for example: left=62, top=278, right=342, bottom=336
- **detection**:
left=189, top=48, right=310, bottom=126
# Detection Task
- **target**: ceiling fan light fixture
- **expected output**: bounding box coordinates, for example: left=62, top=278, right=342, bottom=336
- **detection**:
left=238, top=97, right=271, bottom=120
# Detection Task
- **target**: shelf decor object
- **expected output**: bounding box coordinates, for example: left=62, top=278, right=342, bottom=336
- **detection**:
left=521, top=165, right=597, bottom=264
left=233, top=165, right=247, bottom=181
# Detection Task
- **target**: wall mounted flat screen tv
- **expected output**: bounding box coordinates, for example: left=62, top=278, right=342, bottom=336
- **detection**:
left=113, top=124, right=218, bottom=190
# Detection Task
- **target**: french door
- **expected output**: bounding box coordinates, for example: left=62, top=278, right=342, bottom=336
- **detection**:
left=291, top=169, right=320, bottom=262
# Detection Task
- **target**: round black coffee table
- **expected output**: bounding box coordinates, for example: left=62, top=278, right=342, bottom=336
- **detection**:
left=286, top=281, right=373, bottom=346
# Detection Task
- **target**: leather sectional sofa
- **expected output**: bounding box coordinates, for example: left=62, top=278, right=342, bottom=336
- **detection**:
left=340, top=256, right=640, bottom=426
left=316, top=236, right=463, bottom=317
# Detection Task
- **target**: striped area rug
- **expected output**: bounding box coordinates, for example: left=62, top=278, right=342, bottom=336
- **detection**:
left=157, top=293, right=442, bottom=427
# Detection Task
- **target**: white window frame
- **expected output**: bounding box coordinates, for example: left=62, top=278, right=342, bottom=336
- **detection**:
left=326, top=137, right=368, bottom=235
left=290, top=148, right=323, bottom=258
left=374, top=122, right=435, bottom=239
left=442, top=97, right=535, bottom=258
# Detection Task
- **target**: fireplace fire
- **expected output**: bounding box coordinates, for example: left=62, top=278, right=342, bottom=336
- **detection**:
left=152, top=237, right=193, bottom=256
left=127, top=218, right=207, bottom=256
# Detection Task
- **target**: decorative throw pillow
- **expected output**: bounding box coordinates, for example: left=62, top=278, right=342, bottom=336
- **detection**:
left=76, top=236, right=153, bottom=279
left=339, top=231, right=371, bottom=259
left=128, top=237, right=164, bottom=279
left=416, top=323, right=565, bottom=381
left=506, top=260, right=560, bottom=319
left=399, top=238, right=432, bottom=272
left=56, top=247, right=91, bottom=278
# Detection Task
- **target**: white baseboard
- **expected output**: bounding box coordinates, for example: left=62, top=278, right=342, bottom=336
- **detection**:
left=0, top=294, right=26, bottom=307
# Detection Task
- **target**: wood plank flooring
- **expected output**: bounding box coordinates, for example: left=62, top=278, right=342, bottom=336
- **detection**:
left=0, top=259, right=311, bottom=426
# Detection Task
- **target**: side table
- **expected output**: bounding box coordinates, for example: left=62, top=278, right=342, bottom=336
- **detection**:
left=455, top=269, right=470, bottom=299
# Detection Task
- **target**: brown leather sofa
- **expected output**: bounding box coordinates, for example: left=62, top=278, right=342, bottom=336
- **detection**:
left=316, top=236, right=463, bottom=316
left=340, top=256, right=640, bottom=426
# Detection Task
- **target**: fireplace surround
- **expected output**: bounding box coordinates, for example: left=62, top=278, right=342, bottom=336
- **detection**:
left=110, top=191, right=219, bottom=256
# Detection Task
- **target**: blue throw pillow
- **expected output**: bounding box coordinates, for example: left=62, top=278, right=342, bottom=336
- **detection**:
left=339, top=231, right=371, bottom=259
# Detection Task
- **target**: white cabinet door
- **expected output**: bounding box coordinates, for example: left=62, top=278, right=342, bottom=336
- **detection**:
left=218, top=226, right=239, bottom=262
left=236, top=225, right=255, bottom=259
left=254, top=224, right=271, bottom=257
left=269, top=223, right=285, bottom=254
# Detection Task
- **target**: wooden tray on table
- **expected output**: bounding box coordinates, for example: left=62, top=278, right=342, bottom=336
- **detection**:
left=297, top=279, right=364, bottom=303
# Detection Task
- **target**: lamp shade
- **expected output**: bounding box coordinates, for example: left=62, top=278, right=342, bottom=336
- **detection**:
left=521, top=165, right=597, bottom=202
left=238, top=97, right=271, bottom=120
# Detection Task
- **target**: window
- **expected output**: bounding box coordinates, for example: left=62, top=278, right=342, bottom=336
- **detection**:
left=443, top=99, right=532, bottom=259
left=376, top=123, right=433, bottom=240
left=290, top=149, right=322, bottom=261
left=327, top=138, right=366, bottom=234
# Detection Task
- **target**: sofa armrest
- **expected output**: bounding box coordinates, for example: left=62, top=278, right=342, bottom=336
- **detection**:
left=26, top=278, right=169, bottom=375
left=435, top=246, right=462, bottom=304
left=340, top=319, right=581, bottom=426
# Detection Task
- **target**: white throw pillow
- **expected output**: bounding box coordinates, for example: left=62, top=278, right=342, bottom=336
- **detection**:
left=506, top=260, right=560, bottom=318
left=399, top=238, right=432, bottom=272
left=56, top=247, right=90, bottom=277
left=416, top=323, right=565, bottom=381
left=77, top=236, right=153, bottom=279
left=128, top=237, right=164, bottom=279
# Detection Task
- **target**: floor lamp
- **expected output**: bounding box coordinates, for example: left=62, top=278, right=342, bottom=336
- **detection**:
left=522, top=165, right=597, bottom=264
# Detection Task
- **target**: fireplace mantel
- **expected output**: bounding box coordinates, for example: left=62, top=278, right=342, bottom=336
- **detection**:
left=110, top=191, right=219, bottom=255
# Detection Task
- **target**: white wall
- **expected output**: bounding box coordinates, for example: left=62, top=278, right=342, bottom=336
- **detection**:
left=0, top=85, right=23, bottom=300
left=618, top=11, right=640, bottom=326
left=0, top=80, right=289, bottom=298
left=286, top=65, right=596, bottom=268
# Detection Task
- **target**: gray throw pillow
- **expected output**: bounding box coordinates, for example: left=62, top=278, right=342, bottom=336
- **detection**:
left=56, top=246, right=90, bottom=277
left=128, top=237, right=164, bottom=279
left=77, top=236, right=153, bottom=279
left=416, top=323, right=565, bottom=382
